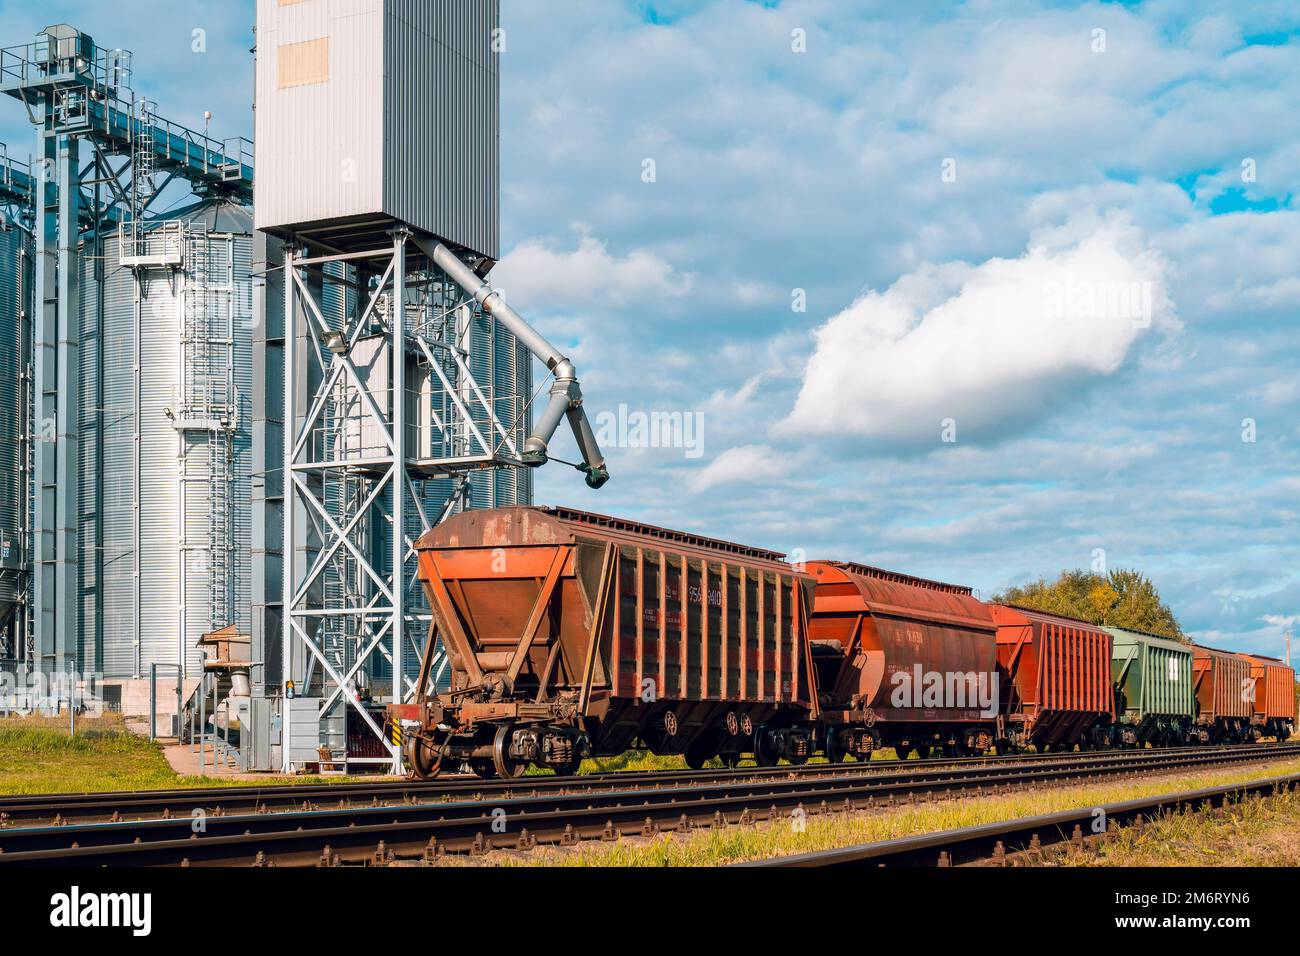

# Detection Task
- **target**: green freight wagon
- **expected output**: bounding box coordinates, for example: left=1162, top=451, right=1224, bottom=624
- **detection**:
left=1106, top=627, right=1195, bottom=746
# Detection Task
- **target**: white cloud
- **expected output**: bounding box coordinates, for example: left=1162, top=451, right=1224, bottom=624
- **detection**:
left=779, top=218, right=1175, bottom=444
left=1262, top=613, right=1300, bottom=629
left=491, top=234, right=694, bottom=309
left=690, top=444, right=786, bottom=492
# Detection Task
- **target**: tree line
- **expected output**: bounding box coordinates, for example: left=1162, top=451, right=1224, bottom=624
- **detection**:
left=993, top=568, right=1185, bottom=641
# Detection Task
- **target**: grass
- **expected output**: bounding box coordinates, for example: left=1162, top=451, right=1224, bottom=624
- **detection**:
left=1061, top=786, right=1300, bottom=867
left=0, top=714, right=366, bottom=794
left=0, top=717, right=885, bottom=792
left=456, top=755, right=1300, bottom=867
left=0, top=715, right=185, bottom=794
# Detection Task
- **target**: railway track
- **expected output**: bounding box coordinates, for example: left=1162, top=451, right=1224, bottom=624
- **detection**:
left=0, top=743, right=1284, bottom=828
left=742, top=771, right=1300, bottom=867
left=1, top=744, right=1295, bottom=866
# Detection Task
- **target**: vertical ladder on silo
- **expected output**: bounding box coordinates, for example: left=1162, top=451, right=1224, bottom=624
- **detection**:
left=183, top=227, right=234, bottom=632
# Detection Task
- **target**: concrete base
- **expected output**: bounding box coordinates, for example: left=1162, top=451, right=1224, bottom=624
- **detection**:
left=102, top=677, right=202, bottom=738
left=159, top=739, right=259, bottom=778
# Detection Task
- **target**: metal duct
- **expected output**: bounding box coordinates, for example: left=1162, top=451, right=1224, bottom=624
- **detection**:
left=418, top=237, right=609, bottom=489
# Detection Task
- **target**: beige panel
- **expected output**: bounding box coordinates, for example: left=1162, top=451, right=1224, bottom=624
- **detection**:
left=279, top=0, right=310, bottom=5
left=278, top=38, right=329, bottom=89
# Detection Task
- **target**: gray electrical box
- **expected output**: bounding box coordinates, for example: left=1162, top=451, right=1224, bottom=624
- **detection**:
left=287, top=697, right=324, bottom=767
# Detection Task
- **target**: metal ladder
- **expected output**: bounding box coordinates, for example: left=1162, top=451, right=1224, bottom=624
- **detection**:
left=183, top=228, right=236, bottom=632
left=133, top=98, right=157, bottom=204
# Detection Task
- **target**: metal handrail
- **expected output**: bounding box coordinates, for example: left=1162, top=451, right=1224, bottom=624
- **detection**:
left=0, top=39, right=254, bottom=195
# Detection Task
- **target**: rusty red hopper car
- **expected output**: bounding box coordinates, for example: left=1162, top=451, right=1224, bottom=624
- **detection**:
left=1190, top=645, right=1253, bottom=743
left=1236, top=653, right=1296, bottom=741
left=990, top=605, right=1114, bottom=751
left=394, top=506, right=817, bottom=778
left=805, top=560, right=1000, bottom=759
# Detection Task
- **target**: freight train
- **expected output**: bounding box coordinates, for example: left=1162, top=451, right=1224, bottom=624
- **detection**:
left=389, top=507, right=1297, bottom=778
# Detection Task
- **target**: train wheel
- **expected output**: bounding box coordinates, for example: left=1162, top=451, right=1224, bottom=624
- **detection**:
left=719, top=752, right=742, bottom=768
left=754, top=731, right=780, bottom=767
left=470, top=760, right=497, bottom=779
left=894, top=745, right=912, bottom=760
left=493, top=724, right=528, bottom=779
left=684, top=740, right=714, bottom=771
left=405, top=734, right=443, bottom=780
left=915, top=744, right=932, bottom=760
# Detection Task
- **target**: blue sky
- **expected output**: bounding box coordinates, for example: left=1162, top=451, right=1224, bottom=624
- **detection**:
left=3, top=1, right=1298, bottom=656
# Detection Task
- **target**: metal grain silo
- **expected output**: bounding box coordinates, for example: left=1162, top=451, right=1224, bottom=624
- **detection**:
left=0, top=223, right=31, bottom=663
left=79, top=201, right=254, bottom=680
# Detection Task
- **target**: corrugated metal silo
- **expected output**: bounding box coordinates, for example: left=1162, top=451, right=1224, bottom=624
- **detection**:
left=0, top=223, right=31, bottom=658
left=79, top=201, right=254, bottom=679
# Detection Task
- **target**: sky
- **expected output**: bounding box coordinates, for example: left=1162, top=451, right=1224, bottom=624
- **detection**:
left=1, top=0, right=1297, bottom=656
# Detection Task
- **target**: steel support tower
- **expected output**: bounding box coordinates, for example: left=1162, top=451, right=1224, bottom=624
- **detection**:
left=282, top=236, right=511, bottom=770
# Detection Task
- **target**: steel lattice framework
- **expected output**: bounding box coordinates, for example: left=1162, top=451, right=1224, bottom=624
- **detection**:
left=282, top=232, right=553, bottom=771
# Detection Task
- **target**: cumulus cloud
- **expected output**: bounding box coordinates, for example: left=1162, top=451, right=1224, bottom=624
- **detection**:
left=778, top=218, right=1175, bottom=445
left=689, top=444, right=787, bottom=492
left=491, top=234, right=694, bottom=309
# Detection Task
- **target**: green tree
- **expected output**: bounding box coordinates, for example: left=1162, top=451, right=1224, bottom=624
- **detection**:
left=994, top=568, right=1185, bottom=641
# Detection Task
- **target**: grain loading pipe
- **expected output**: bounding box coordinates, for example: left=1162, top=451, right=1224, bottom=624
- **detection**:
left=417, top=237, right=610, bottom=488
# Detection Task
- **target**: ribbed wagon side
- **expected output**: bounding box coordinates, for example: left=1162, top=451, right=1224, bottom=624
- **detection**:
left=991, top=606, right=1114, bottom=750
left=392, top=506, right=817, bottom=778
left=805, top=561, right=999, bottom=759
left=1105, top=627, right=1195, bottom=747
left=1190, top=645, right=1252, bottom=743
left=1237, top=654, right=1296, bottom=741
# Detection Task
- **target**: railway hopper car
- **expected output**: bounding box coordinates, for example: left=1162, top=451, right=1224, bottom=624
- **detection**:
left=804, top=561, right=999, bottom=759
left=990, top=606, right=1114, bottom=751
left=392, top=506, right=818, bottom=779
left=1237, top=653, right=1296, bottom=741
left=1190, top=645, right=1253, bottom=743
left=1106, top=626, right=1196, bottom=747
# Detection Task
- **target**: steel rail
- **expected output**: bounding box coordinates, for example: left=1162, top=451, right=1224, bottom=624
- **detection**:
left=0, top=743, right=1288, bottom=828
left=740, top=772, right=1300, bottom=868
left=2, top=745, right=1295, bottom=867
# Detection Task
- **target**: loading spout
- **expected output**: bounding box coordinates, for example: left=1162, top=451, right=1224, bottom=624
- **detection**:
left=418, top=237, right=609, bottom=489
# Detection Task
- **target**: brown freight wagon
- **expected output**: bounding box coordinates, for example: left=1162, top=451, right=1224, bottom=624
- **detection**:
left=990, top=605, right=1114, bottom=751
left=1237, top=653, right=1296, bottom=741
left=805, top=561, right=999, bottom=759
left=1190, top=645, right=1252, bottom=743
left=391, top=506, right=818, bottom=778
